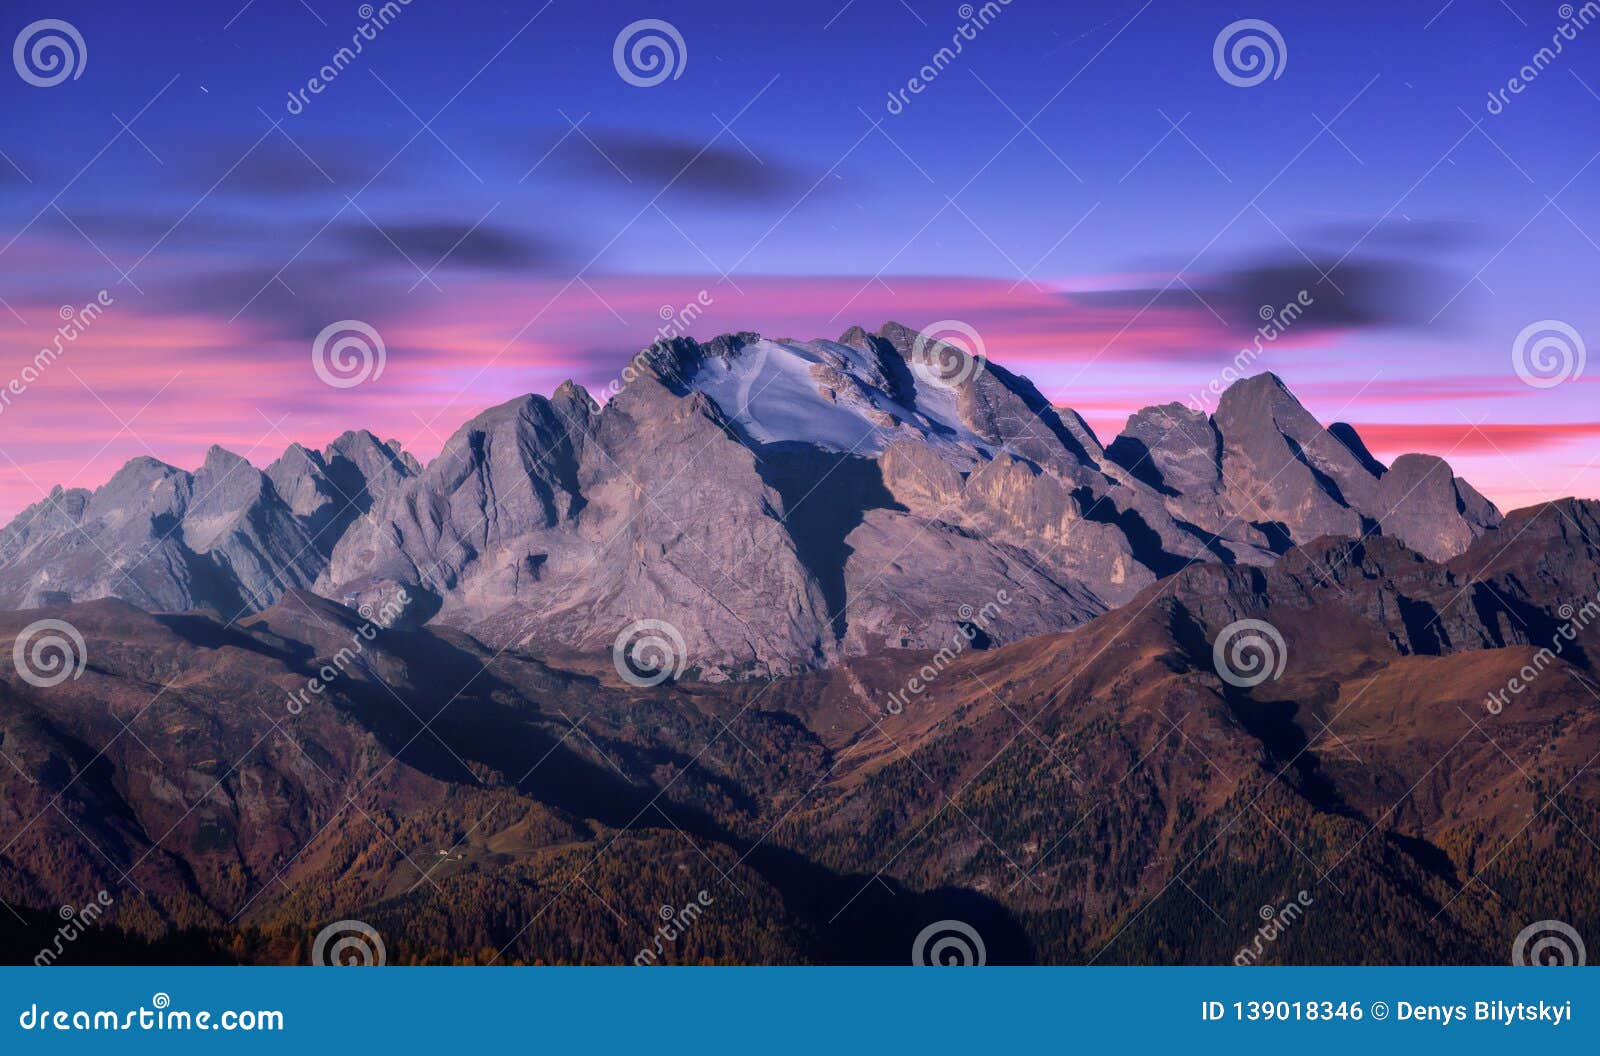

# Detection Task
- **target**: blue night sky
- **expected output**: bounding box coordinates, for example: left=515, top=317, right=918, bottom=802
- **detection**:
left=1, top=0, right=1597, bottom=515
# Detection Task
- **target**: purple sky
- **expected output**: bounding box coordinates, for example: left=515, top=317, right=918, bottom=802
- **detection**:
left=1, top=0, right=1597, bottom=516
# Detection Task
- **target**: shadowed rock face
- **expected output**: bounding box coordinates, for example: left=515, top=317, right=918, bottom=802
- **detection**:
left=266, top=430, right=419, bottom=560
left=1375, top=453, right=1501, bottom=562
left=1104, top=372, right=1501, bottom=563
left=0, top=433, right=417, bottom=618
left=1106, top=402, right=1221, bottom=497
left=0, top=322, right=1502, bottom=678
left=1212, top=371, right=1379, bottom=542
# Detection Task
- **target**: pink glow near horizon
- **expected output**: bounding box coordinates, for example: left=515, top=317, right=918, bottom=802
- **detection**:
left=1, top=273, right=1594, bottom=520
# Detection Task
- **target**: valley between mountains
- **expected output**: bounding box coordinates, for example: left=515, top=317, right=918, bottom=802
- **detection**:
left=1, top=323, right=1596, bottom=965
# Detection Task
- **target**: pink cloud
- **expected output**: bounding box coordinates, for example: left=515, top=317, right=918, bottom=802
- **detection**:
left=0, top=271, right=1588, bottom=519
left=1351, top=422, right=1600, bottom=458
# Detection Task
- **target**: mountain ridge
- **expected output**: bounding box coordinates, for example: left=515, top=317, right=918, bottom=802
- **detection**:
left=1, top=321, right=1507, bottom=678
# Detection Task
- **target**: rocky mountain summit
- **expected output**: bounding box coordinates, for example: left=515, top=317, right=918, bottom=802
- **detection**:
left=0, top=430, right=415, bottom=618
left=0, top=322, right=1501, bottom=677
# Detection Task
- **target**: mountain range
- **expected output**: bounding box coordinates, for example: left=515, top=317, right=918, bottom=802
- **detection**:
left=0, top=322, right=1501, bottom=678
left=1, top=322, right=1595, bottom=966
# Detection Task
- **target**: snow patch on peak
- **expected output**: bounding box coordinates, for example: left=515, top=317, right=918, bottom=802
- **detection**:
left=685, top=338, right=992, bottom=459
